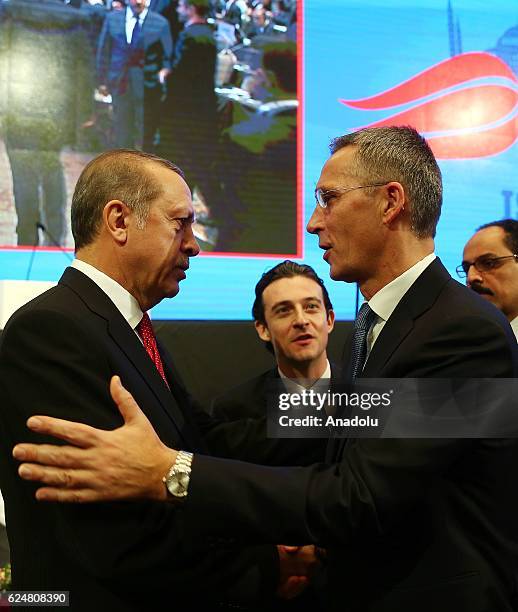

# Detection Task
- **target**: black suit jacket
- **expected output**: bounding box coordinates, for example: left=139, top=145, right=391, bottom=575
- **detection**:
left=163, top=21, right=217, bottom=131
left=212, top=366, right=341, bottom=466
left=186, top=259, right=518, bottom=611
left=0, top=268, right=277, bottom=611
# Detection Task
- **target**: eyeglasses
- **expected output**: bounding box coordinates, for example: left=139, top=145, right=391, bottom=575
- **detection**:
left=456, top=254, right=518, bottom=278
left=314, top=183, right=388, bottom=208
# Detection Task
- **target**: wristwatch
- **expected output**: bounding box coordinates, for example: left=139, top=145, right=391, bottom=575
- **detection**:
left=163, top=451, right=193, bottom=502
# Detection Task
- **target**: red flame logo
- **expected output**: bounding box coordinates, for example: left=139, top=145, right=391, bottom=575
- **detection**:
left=340, top=52, right=518, bottom=159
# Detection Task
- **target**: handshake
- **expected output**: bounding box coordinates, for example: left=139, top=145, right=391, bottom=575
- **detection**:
left=276, top=544, right=324, bottom=600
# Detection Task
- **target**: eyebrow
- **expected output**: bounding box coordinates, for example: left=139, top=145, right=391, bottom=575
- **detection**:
left=314, top=185, right=338, bottom=194
left=463, top=251, right=500, bottom=261
left=170, top=211, right=196, bottom=223
left=270, top=297, right=323, bottom=309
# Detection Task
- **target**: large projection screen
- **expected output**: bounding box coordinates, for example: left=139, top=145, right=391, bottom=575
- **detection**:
left=0, top=0, right=517, bottom=320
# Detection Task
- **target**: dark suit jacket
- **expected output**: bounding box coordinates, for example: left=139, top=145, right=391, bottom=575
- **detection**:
left=0, top=268, right=277, bottom=611
left=212, top=366, right=340, bottom=466
left=166, top=22, right=217, bottom=122
left=96, top=9, right=172, bottom=92
left=186, top=259, right=518, bottom=611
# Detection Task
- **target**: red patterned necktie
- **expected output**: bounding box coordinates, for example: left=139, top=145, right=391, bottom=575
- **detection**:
left=137, top=313, right=169, bottom=388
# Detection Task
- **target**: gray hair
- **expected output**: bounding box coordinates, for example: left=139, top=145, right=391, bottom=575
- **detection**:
left=71, top=149, right=183, bottom=251
left=330, top=126, right=442, bottom=239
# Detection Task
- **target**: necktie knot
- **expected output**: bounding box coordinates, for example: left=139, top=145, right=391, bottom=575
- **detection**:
left=349, top=303, right=377, bottom=379
left=355, top=302, right=376, bottom=334
left=137, top=310, right=150, bottom=333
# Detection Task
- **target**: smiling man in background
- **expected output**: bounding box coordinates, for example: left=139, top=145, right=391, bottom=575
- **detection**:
left=212, top=260, right=336, bottom=466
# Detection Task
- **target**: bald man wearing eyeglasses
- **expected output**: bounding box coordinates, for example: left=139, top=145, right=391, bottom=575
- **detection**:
left=461, top=219, right=518, bottom=340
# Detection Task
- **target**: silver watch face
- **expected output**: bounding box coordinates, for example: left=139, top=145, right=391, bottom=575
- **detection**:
left=169, top=480, right=187, bottom=497
left=167, top=468, right=190, bottom=498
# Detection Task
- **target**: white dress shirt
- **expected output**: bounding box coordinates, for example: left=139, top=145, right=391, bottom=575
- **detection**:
left=510, top=316, right=518, bottom=341
left=125, top=7, right=148, bottom=45
left=278, top=359, right=332, bottom=392
left=71, top=259, right=143, bottom=333
left=279, top=360, right=334, bottom=414
left=364, top=253, right=436, bottom=358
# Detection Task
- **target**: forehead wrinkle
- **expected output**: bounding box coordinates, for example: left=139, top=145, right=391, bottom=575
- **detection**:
left=475, top=251, right=501, bottom=258
left=316, top=169, right=365, bottom=192
left=464, top=249, right=506, bottom=260
left=161, top=194, right=193, bottom=215
left=271, top=295, right=323, bottom=308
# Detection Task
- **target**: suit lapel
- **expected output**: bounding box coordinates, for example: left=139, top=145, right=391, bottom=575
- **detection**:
left=107, top=317, right=190, bottom=442
left=327, top=259, right=452, bottom=462
left=363, top=258, right=451, bottom=377
left=59, top=267, right=192, bottom=448
left=158, top=341, right=207, bottom=453
left=325, top=362, right=344, bottom=462
left=115, top=11, right=127, bottom=44
left=361, top=311, right=414, bottom=377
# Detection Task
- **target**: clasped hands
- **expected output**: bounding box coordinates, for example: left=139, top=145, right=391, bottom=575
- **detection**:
left=277, top=544, right=322, bottom=600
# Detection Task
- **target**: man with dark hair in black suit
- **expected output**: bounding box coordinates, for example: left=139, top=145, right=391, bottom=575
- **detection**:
left=213, top=260, right=336, bottom=466
left=13, top=127, right=518, bottom=612
left=97, top=0, right=173, bottom=149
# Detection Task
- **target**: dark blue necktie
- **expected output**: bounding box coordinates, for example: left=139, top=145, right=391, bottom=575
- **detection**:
left=130, top=16, right=142, bottom=47
left=349, top=302, right=377, bottom=379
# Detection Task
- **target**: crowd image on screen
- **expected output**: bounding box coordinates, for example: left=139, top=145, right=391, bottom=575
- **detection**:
left=0, top=0, right=298, bottom=254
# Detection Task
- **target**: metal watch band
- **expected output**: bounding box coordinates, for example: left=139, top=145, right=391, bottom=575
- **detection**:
left=163, top=450, right=193, bottom=502
left=174, top=450, right=193, bottom=472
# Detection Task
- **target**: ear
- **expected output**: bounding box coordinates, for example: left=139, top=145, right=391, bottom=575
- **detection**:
left=254, top=320, right=271, bottom=343
left=381, top=182, right=406, bottom=226
left=326, top=309, right=335, bottom=333
left=103, top=200, right=130, bottom=245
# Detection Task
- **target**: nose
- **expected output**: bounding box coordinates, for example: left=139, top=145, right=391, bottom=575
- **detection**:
left=293, top=306, right=309, bottom=327
left=183, top=224, right=200, bottom=257
left=466, top=263, right=482, bottom=287
left=306, top=205, right=322, bottom=235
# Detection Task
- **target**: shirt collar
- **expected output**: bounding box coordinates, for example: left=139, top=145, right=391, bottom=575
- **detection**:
left=278, top=359, right=331, bottom=393
left=126, top=6, right=148, bottom=23
left=510, top=316, right=518, bottom=341
left=71, top=259, right=143, bottom=330
left=367, top=253, right=436, bottom=322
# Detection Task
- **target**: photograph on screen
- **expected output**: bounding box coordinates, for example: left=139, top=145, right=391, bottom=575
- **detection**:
left=0, top=0, right=299, bottom=256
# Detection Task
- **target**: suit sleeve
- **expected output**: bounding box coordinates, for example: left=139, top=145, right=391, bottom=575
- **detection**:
left=184, top=312, right=517, bottom=546
left=159, top=19, right=173, bottom=70
left=96, top=16, right=111, bottom=85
